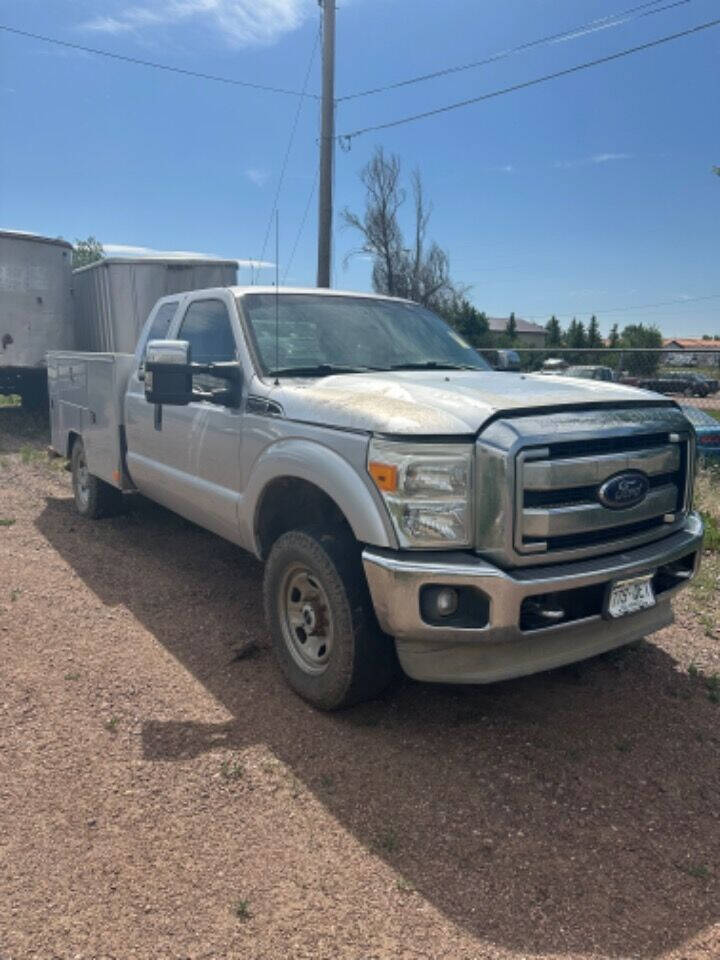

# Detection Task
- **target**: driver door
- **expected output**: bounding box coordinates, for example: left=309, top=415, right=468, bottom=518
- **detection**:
left=155, top=296, right=245, bottom=542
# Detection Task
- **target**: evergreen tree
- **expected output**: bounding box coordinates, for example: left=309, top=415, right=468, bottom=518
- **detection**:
left=505, top=312, right=518, bottom=341
left=565, top=318, right=587, bottom=363
left=545, top=315, right=562, bottom=347
left=565, top=318, right=587, bottom=349
left=608, top=323, right=620, bottom=348
left=441, top=297, right=490, bottom=347
left=587, top=315, right=602, bottom=348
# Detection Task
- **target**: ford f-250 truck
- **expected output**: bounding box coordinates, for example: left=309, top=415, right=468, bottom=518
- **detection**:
left=48, top=287, right=703, bottom=709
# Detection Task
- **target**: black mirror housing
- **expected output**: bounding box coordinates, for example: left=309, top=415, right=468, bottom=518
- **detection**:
left=145, top=340, right=192, bottom=405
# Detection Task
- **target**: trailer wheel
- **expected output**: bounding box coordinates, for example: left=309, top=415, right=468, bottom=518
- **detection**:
left=263, top=526, right=396, bottom=710
left=70, top=438, right=122, bottom=519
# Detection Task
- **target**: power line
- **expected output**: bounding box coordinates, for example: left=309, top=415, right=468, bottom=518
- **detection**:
left=525, top=293, right=720, bottom=321
left=0, top=23, right=319, bottom=99
left=338, top=0, right=689, bottom=101
left=338, top=17, right=720, bottom=142
left=282, top=173, right=318, bottom=283
left=256, top=24, right=321, bottom=275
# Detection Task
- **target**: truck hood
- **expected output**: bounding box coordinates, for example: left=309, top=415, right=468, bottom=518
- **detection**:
left=268, top=370, right=663, bottom=435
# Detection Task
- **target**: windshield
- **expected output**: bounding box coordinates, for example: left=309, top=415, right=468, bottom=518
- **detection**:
left=240, top=293, right=490, bottom=376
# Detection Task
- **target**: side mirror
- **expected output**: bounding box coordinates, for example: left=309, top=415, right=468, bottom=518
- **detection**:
left=145, top=340, right=192, bottom=405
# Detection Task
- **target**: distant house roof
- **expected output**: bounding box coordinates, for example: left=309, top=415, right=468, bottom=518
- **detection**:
left=663, top=338, right=720, bottom=349
left=487, top=316, right=546, bottom=335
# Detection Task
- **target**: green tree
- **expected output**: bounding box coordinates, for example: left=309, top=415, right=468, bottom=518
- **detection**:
left=505, top=312, right=518, bottom=342
left=73, top=236, right=104, bottom=270
left=608, top=323, right=620, bottom=348
left=545, top=315, right=563, bottom=347
left=620, top=323, right=663, bottom=375
left=441, top=296, right=490, bottom=347
left=587, top=314, right=603, bottom=349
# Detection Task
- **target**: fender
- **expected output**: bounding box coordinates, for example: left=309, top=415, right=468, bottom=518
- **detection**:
left=240, top=437, right=398, bottom=557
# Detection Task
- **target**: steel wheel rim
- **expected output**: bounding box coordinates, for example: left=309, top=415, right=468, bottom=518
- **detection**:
left=278, top=564, right=334, bottom=675
left=75, top=448, right=90, bottom=508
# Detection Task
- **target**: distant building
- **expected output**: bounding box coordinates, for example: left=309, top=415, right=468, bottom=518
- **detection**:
left=487, top=316, right=546, bottom=346
left=663, top=338, right=720, bottom=367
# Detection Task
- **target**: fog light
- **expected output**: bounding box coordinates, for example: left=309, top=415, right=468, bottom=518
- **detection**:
left=429, top=586, right=459, bottom=618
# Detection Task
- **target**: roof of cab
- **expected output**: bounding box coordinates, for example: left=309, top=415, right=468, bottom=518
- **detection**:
left=230, top=286, right=411, bottom=302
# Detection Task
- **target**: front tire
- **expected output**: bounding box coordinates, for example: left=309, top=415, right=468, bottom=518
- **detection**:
left=71, top=438, right=122, bottom=518
left=263, top=527, right=395, bottom=710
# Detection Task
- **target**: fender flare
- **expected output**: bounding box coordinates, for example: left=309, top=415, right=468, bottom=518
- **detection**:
left=241, top=438, right=398, bottom=556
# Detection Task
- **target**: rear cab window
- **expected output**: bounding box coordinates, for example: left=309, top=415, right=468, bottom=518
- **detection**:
left=137, top=300, right=179, bottom=377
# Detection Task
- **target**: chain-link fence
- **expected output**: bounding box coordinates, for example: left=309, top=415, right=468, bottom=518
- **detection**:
left=482, top=347, right=720, bottom=416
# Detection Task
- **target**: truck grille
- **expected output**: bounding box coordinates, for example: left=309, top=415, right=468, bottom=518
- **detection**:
left=514, top=431, right=689, bottom=558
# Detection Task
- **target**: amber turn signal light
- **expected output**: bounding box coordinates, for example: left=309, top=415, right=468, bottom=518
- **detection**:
left=368, top=461, right=398, bottom=492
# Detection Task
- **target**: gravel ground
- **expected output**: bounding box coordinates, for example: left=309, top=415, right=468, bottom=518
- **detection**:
left=1, top=405, right=719, bottom=960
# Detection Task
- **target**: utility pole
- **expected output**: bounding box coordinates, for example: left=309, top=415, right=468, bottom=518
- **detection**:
left=316, top=0, right=335, bottom=288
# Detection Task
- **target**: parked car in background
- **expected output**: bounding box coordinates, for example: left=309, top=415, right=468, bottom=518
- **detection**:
left=540, top=357, right=568, bottom=374
left=621, top=372, right=709, bottom=397
left=561, top=365, right=616, bottom=382
left=482, top=348, right=521, bottom=372
left=680, top=405, right=720, bottom=461
left=694, top=373, right=719, bottom=394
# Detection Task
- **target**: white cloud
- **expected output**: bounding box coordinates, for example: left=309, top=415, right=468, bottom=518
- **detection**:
left=103, top=243, right=274, bottom=268
left=245, top=168, right=270, bottom=187
left=555, top=153, right=633, bottom=169
left=591, top=152, right=633, bottom=164
left=80, top=0, right=314, bottom=46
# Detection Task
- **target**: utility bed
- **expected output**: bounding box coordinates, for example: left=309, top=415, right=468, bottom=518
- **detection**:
left=48, top=351, right=135, bottom=489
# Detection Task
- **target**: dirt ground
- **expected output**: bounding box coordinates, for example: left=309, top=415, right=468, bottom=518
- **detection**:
left=1, top=405, right=719, bottom=960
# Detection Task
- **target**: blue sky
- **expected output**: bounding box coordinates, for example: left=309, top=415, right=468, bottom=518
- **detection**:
left=1, top=0, right=718, bottom=335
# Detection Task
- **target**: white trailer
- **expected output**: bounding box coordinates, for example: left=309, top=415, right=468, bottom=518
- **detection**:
left=0, top=230, right=74, bottom=408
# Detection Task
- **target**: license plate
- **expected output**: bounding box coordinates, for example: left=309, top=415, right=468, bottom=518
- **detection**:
left=606, top=574, right=656, bottom=619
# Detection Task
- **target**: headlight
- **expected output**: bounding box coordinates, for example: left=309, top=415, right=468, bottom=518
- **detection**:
left=368, top=439, right=473, bottom=547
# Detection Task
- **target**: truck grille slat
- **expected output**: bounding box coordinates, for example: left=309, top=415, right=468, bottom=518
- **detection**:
left=523, top=445, right=679, bottom=492
left=514, top=431, right=689, bottom=560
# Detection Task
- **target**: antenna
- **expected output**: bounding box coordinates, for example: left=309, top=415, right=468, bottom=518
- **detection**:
left=274, top=209, right=280, bottom=385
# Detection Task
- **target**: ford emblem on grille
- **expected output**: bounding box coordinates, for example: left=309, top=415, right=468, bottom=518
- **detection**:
left=597, top=470, right=650, bottom=510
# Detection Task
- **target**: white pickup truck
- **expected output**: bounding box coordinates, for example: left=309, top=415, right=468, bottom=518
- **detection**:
left=48, top=286, right=703, bottom=709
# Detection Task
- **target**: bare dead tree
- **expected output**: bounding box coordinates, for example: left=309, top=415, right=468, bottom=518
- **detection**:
left=342, top=148, right=460, bottom=310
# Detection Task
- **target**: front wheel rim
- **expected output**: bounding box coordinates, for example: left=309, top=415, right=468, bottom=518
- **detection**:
left=278, top=564, right=334, bottom=675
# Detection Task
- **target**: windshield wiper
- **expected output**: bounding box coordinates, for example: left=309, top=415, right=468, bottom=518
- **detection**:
left=388, top=361, right=478, bottom=371
left=268, top=363, right=375, bottom=378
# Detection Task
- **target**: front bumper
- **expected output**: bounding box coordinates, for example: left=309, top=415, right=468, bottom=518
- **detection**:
left=362, top=512, right=703, bottom=684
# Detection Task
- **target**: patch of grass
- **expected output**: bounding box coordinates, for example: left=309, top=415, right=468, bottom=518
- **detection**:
left=615, top=739, right=632, bottom=754
left=0, top=518, right=16, bottom=527
left=10, top=588, right=20, bottom=602
left=686, top=664, right=719, bottom=704
left=20, top=445, right=44, bottom=465
left=104, top=715, right=120, bottom=733
left=319, top=773, right=335, bottom=790
left=0, top=394, right=21, bottom=407
left=396, top=877, right=415, bottom=892
left=64, top=672, right=80, bottom=681
left=699, top=510, right=720, bottom=553
left=232, top=899, right=251, bottom=920
left=686, top=864, right=711, bottom=880
left=379, top=829, right=398, bottom=853
left=220, top=759, right=243, bottom=781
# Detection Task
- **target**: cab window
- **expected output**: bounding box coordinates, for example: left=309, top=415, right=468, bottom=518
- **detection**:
left=178, top=299, right=237, bottom=393
left=139, top=301, right=178, bottom=377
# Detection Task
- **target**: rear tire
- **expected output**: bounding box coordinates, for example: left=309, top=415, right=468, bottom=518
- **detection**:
left=71, top=438, right=122, bottom=518
left=263, top=526, right=395, bottom=710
